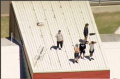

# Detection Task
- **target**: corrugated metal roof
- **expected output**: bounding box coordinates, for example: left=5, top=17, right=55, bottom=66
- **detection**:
left=12, top=1, right=109, bottom=73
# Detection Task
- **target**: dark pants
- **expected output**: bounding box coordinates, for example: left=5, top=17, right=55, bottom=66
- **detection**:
left=80, top=50, right=85, bottom=54
left=57, top=41, right=63, bottom=48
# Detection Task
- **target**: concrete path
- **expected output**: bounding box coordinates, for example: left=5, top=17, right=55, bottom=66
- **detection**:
left=1, top=38, right=20, bottom=78
left=115, top=26, right=120, bottom=34
left=1, top=1, right=9, bottom=16
left=100, top=34, right=120, bottom=42
left=1, top=38, right=28, bottom=78
left=100, top=34, right=120, bottom=79
left=91, top=5, right=120, bottom=13
left=1, top=1, right=120, bottom=16
left=102, top=42, right=120, bottom=79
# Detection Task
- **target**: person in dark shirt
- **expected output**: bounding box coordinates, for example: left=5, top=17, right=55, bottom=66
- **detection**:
left=84, top=23, right=89, bottom=44
left=79, top=42, right=86, bottom=59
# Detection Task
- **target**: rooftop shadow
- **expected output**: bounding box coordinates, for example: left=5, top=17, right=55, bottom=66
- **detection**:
left=69, top=59, right=74, bottom=63
left=50, top=45, right=57, bottom=50
left=85, top=55, right=91, bottom=61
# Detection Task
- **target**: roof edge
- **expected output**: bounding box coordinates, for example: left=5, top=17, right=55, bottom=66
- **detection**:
left=34, top=68, right=110, bottom=73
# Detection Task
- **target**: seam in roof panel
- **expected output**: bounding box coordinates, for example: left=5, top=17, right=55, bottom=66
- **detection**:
left=33, top=1, right=53, bottom=71
left=50, top=1, right=71, bottom=70
left=41, top=1, right=63, bottom=70
left=59, top=1, right=75, bottom=69
left=59, top=1, right=77, bottom=69
left=86, top=1, right=108, bottom=68
left=22, top=2, right=36, bottom=66
left=67, top=1, right=85, bottom=69
left=38, top=1, right=61, bottom=70
left=29, top=1, right=45, bottom=70
left=32, top=1, right=55, bottom=71
left=80, top=1, right=99, bottom=68
left=80, top=1, right=102, bottom=68
left=13, top=1, right=34, bottom=69
left=50, top=1, right=72, bottom=70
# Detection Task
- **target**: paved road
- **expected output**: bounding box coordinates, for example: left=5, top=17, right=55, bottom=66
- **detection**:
left=1, top=1, right=120, bottom=16
left=115, top=26, right=120, bottom=34
left=1, top=1, right=9, bottom=16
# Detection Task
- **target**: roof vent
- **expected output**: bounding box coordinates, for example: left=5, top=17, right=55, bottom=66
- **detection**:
left=37, top=21, right=44, bottom=26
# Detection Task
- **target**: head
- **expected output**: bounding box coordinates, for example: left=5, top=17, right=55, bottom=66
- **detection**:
left=75, top=44, right=78, bottom=47
left=85, top=23, right=89, bottom=28
left=81, top=41, right=85, bottom=44
left=58, top=30, right=61, bottom=34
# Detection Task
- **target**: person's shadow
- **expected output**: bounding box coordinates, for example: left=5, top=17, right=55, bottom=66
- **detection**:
left=85, top=55, right=91, bottom=61
left=69, top=59, right=74, bottom=63
left=50, top=46, right=57, bottom=50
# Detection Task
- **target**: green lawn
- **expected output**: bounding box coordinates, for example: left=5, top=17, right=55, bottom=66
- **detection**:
left=1, top=16, right=9, bottom=38
left=93, top=12, right=120, bottom=34
left=1, top=12, right=120, bottom=38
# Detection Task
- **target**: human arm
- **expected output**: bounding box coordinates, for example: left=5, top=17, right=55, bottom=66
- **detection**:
left=94, top=42, right=97, bottom=44
left=61, top=34, right=64, bottom=42
left=83, top=44, right=86, bottom=51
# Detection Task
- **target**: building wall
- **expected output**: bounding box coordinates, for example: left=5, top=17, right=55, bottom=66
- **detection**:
left=9, top=2, right=21, bottom=44
left=21, top=46, right=33, bottom=79
left=9, top=2, right=15, bottom=37
left=1, top=40, right=20, bottom=78
left=33, top=70, right=110, bottom=79
left=9, top=2, right=33, bottom=79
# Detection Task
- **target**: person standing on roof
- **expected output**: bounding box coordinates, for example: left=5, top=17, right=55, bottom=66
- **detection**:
left=84, top=23, right=89, bottom=44
left=74, top=44, right=80, bottom=63
left=56, top=30, right=64, bottom=50
left=89, top=41, right=97, bottom=61
left=79, top=41, right=86, bottom=59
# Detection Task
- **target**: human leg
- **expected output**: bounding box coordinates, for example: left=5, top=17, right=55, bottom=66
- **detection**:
left=60, top=41, right=63, bottom=48
left=83, top=50, right=85, bottom=59
left=74, top=53, right=79, bottom=63
left=80, top=51, right=82, bottom=59
left=57, top=41, right=59, bottom=48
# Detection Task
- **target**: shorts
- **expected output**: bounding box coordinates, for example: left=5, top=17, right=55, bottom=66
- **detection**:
left=74, top=53, right=79, bottom=58
left=80, top=50, right=85, bottom=54
left=89, top=49, right=94, bottom=53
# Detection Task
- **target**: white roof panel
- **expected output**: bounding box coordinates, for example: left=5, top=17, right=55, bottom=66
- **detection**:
left=12, top=1, right=109, bottom=73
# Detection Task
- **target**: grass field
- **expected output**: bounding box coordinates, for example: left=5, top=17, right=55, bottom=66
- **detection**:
left=1, top=16, right=9, bottom=38
left=1, top=12, right=120, bottom=38
left=93, top=12, right=120, bottom=34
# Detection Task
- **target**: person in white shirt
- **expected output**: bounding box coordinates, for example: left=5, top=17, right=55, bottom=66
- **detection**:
left=89, top=41, right=97, bottom=61
left=56, top=30, right=64, bottom=50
